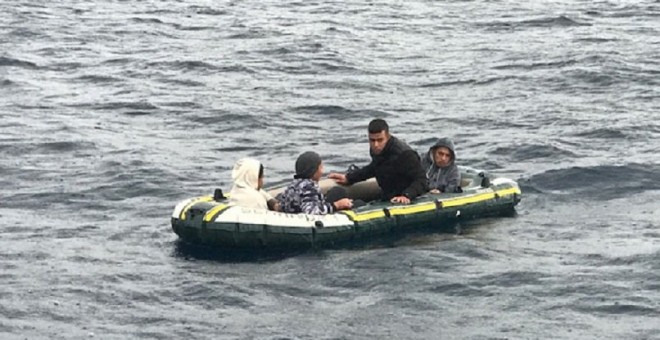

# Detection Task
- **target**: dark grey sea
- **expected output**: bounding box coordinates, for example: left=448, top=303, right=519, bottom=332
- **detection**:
left=1, top=1, right=659, bottom=339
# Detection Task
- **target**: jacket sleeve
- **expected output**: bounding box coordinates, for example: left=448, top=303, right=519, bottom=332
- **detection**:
left=444, top=165, right=461, bottom=193
left=259, top=189, right=274, bottom=201
left=345, top=161, right=376, bottom=185
left=399, top=150, right=429, bottom=199
left=299, top=184, right=333, bottom=215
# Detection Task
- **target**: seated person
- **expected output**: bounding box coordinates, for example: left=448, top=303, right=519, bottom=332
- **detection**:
left=421, top=137, right=461, bottom=194
left=278, top=151, right=353, bottom=215
left=328, top=119, right=428, bottom=204
left=228, top=158, right=279, bottom=211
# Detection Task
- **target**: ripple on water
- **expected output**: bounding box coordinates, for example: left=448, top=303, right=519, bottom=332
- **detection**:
left=526, top=163, right=660, bottom=199
left=0, top=56, right=39, bottom=69
left=490, top=143, right=579, bottom=161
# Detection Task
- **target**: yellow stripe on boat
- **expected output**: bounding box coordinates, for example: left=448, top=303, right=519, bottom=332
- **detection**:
left=351, top=209, right=387, bottom=222
left=388, top=202, right=436, bottom=216
left=441, top=192, right=495, bottom=208
left=179, top=196, right=213, bottom=220
left=203, top=204, right=229, bottom=222
left=442, top=186, right=521, bottom=208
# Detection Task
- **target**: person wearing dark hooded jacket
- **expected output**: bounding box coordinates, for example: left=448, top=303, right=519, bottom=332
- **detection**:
left=421, top=137, right=461, bottom=194
left=328, top=119, right=428, bottom=204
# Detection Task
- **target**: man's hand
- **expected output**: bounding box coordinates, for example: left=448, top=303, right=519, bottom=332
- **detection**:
left=390, top=195, right=411, bottom=204
left=333, top=198, right=353, bottom=210
left=327, top=172, right=348, bottom=185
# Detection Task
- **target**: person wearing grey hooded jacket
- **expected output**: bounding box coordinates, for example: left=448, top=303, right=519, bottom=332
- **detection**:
left=421, top=137, right=461, bottom=193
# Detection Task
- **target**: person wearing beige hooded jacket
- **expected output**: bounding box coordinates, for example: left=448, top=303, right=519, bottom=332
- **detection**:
left=228, top=158, right=279, bottom=211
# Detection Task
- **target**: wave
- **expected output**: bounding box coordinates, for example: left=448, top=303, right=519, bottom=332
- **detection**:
left=0, top=79, right=16, bottom=87
left=123, top=111, right=152, bottom=116
left=518, top=15, right=591, bottom=27
left=79, top=166, right=184, bottom=202
left=312, top=61, right=358, bottom=73
left=571, top=128, right=629, bottom=139
left=492, top=60, right=577, bottom=71
left=0, top=141, right=97, bottom=156
left=256, top=47, right=294, bottom=56
left=174, top=25, right=213, bottom=31
left=290, top=105, right=391, bottom=120
left=587, top=4, right=660, bottom=19
left=131, top=17, right=166, bottom=25
left=419, top=76, right=518, bottom=88
left=496, top=54, right=656, bottom=90
left=574, top=37, right=620, bottom=43
left=226, top=28, right=277, bottom=40
left=155, top=78, right=205, bottom=87
left=524, top=163, right=660, bottom=200
left=189, top=6, right=227, bottom=16
left=301, top=80, right=384, bottom=91
left=97, top=101, right=158, bottom=111
left=75, top=75, right=123, bottom=84
left=157, top=101, right=203, bottom=109
left=572, top=302, right=659, bottom=317
left=186, top=112, right=247, bottom=125
left=137, top=9, right=176, bottom=15
left=491, top=144, right=577, bottom=161
left=101, top=58, right=136, bottom=65
left=565, top=69, right=618, bottom=87
left=146, top=60, right=254, bottom=73
left=478, top=15, right=591, bottom=31
left=8, top=27, right=44, bottom=39
left=0, top=56, right=38, bottom=69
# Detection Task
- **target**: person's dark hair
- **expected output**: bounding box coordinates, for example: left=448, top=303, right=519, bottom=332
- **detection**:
left=368, top=119, right=389, bottom=134
left=259, top=164, right=264, bottom=179
left=294, top=151, right=322, bottom=179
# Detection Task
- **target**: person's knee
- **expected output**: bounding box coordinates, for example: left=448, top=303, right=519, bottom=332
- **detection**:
left=326, top=186, right=348, bottom=202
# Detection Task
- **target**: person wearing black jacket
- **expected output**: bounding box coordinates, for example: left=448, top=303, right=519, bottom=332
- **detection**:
left=328, top=119, right=428, bottom=204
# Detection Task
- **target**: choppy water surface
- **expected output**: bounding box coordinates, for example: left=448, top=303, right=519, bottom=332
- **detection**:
left=1, top=0, right=659, bottom=339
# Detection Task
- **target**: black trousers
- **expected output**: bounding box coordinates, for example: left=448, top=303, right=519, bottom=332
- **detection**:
left=325, top=186, right=365, bottom=209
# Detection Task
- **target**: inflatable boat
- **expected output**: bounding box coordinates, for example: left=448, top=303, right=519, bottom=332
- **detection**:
left=171, top=167, right=521, bottom=249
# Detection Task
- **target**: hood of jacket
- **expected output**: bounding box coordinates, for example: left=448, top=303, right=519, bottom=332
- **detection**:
left=422, top=137, right=456, bottom=169
left=228, top=158, right=270, bottom=209
left=231, top=158, right=261, bottom=190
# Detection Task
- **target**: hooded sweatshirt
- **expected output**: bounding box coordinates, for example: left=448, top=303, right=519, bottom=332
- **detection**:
left=228, top=158, right=273, bottom=209
left=346, top=136, right=428, bottom=200
left=421, top=137, right=461, bottom=193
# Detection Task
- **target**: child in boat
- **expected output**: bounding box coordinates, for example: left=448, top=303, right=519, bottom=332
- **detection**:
left=228, top=158, right=280, bottom=211
left=278, top=151, right=353, bottom=215
left=421, top=137, right=461, bottom=194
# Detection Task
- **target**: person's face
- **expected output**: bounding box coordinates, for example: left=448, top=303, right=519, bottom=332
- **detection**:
left=312, top=162, right=324, bottom=182
left=258, top=175, right=264, bottom=190
left=369, top=131, right=390, bottom=155
left=433, top=146, right=452, bottom=168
